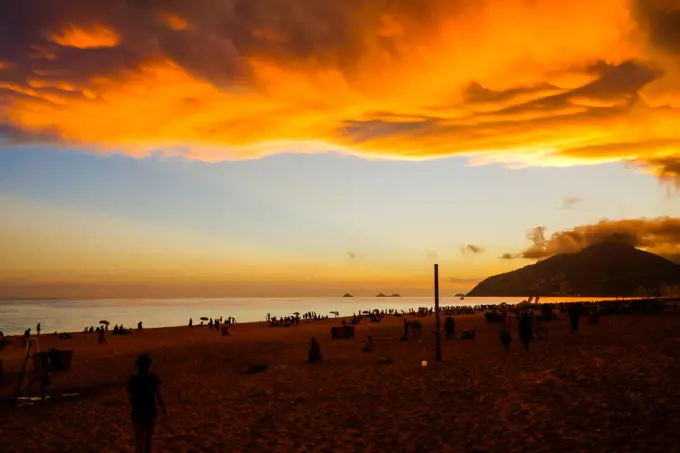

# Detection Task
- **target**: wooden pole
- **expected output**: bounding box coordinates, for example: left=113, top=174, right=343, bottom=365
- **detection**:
left=434, top=264, right=442, bottom=362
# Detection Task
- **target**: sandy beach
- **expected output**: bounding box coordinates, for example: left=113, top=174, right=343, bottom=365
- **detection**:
left=2, top=310, right=680, bottom=452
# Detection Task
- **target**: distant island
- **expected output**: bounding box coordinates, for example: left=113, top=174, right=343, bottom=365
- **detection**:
left=343, top=293, right=354, bottom=298
left=376, top=293, right=401, bottom=297
left=467, top=242, right=680, bottom=297
left=454, top=293, right=465, bottom=297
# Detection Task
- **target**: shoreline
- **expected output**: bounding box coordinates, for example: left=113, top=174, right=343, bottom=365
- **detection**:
left=2, top=296, right=676, bottom=338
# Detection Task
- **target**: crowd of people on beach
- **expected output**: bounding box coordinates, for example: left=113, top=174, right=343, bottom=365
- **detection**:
left=265, top=311, right=330, bottom=327
left=3, top=296, right=680, bottom=452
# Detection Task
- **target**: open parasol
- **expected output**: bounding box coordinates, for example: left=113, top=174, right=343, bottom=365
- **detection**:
left=293, top=312, right=300, bottom=316
left=99, top=320, right=109, bottom=325
left=200, top=317, right=209, bottom=321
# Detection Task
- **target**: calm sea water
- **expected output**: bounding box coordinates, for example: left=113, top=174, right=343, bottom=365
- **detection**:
left=0, top=296, right=618, bottom=335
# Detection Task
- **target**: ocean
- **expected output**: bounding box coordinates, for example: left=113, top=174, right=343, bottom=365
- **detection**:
left=0, top=296, right=618, bottom=335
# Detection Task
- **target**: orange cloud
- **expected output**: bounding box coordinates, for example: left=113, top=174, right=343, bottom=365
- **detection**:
left=0, top=0, right=679, bottom=184
left=501, top=217, right=680, bottom=262
left=49, top=26, right=120, bottom=49
left=158, top=12, right=189, bottom=31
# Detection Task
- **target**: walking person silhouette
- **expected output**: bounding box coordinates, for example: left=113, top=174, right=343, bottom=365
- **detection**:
left=127, top=354, right=167, bottom=453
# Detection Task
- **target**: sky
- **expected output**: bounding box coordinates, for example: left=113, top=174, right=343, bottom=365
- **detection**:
left=1, top=0, right=680, bottom=298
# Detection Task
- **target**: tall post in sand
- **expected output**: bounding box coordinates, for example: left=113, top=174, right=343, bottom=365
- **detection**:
left=434, top=264, right=442, bottom=362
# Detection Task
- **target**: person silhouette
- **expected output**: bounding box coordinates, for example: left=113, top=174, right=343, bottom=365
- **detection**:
left=444, top=316, right=455, bottom=340
left=308, top=337, right=322, bottom=363
left=127, top=354, right=167, bottom=453
left=518, top=312, right=533, bottom=352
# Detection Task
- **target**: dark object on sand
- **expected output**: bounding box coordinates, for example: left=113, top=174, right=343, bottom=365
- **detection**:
left=485, top=312, right=502, bottom=323
left=362, top=335, right=374, bottom=352
left=113, top=329, right=132, bottom=336
left=0, top=332, right=6, bottom=384
left=220, top=325, right=230, bottom=336
left=15, top=340, right=56, bottom=400
left=445, top=316, right=455, bottom=340
left=518, top=314, right=533, bottom=351
left=569, top=304, right=582, bottom=333
left=58, top=332, right=72, bottom=340
left=331, top=326, right=355, bottom=339
left=308, top=337, right=322, bottom=362
left=46, top=349, right=73, bottom=371
left=407, top=321, right=422, bottom=339
left=589, top=309, right=600, bottom=326
left=538, top=304, right=557, bottom=321
left=500, top=331, right=512, bottom=352
left=246, top=363, right=268, bottom=374
left=460, top=328, right=476, bottom=340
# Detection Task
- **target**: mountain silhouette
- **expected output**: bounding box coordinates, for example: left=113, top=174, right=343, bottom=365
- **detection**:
left=467, top=242, right=680, bottom=297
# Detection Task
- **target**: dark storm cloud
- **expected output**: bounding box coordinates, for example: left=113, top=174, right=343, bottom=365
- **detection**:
left=635, top=0, right=680, bottom=54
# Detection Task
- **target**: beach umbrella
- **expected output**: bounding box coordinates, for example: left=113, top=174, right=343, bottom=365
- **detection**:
left=362, top=310, right=370, bottom=315
left=200, top=317, right=209, bottom=321
left=99, top=320, right=109, bottom=325
left=293, top=312, right=300, bottom=316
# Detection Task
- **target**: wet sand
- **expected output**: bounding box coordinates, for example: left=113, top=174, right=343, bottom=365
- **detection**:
left=2, top=312, right=680, bottom=452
